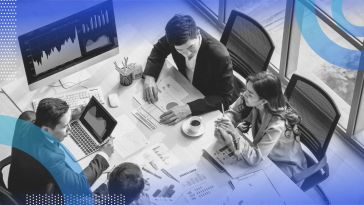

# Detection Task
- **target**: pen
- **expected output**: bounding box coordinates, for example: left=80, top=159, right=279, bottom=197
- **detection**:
left=221, top=103, right=238, bottom=150
left=217, top=103, right=227, bottom=143
left=221, top=103, right=225, bottom=117
left=142, top=167, right=162, bottom=179
left=161, top=168, right=180, bottom=183
left=228, top=180, right=235, bottom=190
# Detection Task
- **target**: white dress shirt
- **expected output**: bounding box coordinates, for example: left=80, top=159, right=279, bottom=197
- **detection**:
left=184, top=35, right=202, bottom=83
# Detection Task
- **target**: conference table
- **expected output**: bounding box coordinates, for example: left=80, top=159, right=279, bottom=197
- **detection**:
left=2, top=25, right=313, bottom=205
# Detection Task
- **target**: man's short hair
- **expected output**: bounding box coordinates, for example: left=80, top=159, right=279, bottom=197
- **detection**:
left=165, top=14, right=198, bottom=46
left=108, top=162, right=144, bottom=205
left=34, top=98, right=69, bottom=129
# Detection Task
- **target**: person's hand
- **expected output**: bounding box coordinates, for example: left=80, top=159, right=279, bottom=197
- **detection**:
left=132, top=193, right=151, bottom=205
left=71, top=105, right=86, bottom=121
left=216, top=118, right=241, bottom=151
left=214, top=127, right=225, bottom=144
left=215, top=127, right=235, bottom=150
left=100, top=139, right=114, bottom=157
left=236, top=121, right=251, bottom=133
left=160, top=104, right=191, bottom=125
left=215, top=117, right=235, bottom=132
left=143, top=75, right=158, bottom=103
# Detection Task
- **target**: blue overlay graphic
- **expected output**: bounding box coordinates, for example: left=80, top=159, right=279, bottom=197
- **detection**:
left=295, top=0, right=363, bottom=70
left=0, top=115, right=94, bottom=205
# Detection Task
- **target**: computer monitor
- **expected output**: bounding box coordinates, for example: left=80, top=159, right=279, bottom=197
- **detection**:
left=18, top=0, right=118, bottom=90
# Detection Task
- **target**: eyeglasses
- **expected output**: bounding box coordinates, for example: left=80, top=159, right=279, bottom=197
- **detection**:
left=66, top=123, right=72, bottom=134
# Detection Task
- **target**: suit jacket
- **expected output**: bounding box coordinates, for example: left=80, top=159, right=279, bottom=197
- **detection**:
left=8, top=123, right=109, bottom=201
left=143, top=29, right=234, bottom=115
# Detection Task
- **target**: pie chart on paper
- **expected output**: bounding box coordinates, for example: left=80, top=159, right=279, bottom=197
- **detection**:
left=166, top=102, right=178, bottom=110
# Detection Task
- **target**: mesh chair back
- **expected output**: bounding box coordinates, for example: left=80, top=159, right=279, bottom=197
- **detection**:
left=220, top=10, right=274, bottom=79
left=285, top=74, right=340, bottom=161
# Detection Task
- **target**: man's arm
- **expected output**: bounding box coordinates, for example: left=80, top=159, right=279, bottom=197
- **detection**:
left=83, top=154, right=109, bottom=185
left=143, top=36, right=171, bottom=80
left=83, top=142, right=113, bottom=185
left=47, top=153, right=109, bottom=194
left=187, top=56, right=234, bottom=115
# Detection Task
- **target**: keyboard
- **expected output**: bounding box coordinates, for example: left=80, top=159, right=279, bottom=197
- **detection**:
left=69, top=121, right=98, bottom=155
left=32, top=87, right=105, bottom=111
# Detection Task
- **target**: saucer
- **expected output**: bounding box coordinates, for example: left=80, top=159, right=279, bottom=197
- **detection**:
left=181, top=120, right=205, bottom=138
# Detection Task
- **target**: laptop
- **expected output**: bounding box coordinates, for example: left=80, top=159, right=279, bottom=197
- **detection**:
left=62, top=96, right=117, bottom=161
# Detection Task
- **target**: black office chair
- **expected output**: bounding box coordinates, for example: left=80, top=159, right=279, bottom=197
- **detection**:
left=0, top=156, right=11, bottom=190
left=0, top=156, right=19, bottom=205
left=0, top=111, right=36, bottom=205
left=285, top=74, right=341, bottom=205
left=220, top=10, right=275, bottom=100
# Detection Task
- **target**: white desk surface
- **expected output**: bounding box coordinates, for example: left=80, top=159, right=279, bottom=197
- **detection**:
left=2, top=27, right=313, bottom=204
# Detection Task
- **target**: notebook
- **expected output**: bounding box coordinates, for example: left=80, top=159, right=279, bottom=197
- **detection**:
left=62, top=96, right=117, bottom=161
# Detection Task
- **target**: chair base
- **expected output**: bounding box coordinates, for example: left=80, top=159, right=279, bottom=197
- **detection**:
left=315, top=185, right=330, bottom=205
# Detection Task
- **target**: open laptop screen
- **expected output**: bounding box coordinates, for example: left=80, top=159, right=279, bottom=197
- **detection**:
left=80, top=96, right=117, bottom=143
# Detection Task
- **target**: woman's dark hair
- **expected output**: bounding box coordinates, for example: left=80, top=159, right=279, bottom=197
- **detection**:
left=284, top=106, right=302, bottom=139
left=34, top=98, right=69, bottom=129
left=108, top=162, right=145, bottom=205
left=165, top=14, right=198, bottom=46
left=246, top=72, right=286, bottom=115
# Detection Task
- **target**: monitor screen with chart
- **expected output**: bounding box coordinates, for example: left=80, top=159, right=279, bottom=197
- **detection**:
left=18, top=0, right=118, bottom=90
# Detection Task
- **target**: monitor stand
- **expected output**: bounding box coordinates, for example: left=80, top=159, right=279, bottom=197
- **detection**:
left=59, top=69, right=91, bottom=89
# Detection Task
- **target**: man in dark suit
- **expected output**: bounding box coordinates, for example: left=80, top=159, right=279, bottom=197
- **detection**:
left=8, top=98, right=113, bottom=202
left=143, top=14, right=234, bottom=125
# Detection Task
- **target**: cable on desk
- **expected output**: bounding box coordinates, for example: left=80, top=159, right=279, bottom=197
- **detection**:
left=0, top=88, right=23, bottom=113
left=47, top=81, right=89, bottom=90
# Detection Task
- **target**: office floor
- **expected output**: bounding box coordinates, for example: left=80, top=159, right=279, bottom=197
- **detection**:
left=1, top=0, right=364, bottom=204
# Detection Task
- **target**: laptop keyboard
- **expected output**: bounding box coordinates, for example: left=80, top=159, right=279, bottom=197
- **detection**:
left=69, top=121, right=98, bottom=155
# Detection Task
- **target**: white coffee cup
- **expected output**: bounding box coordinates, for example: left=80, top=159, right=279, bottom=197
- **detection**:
left=188, top=116, right=202, bottom=134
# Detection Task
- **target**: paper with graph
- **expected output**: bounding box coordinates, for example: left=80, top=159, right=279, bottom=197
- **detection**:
left=143, top=169, right=183, bottom=205
left=133, top=77, right=187, bottom=129
left=177, top=166, right=218, bottom=204
left=130, top=142, right=183, bottom=205
left=158, top=76, right=188, bottom=101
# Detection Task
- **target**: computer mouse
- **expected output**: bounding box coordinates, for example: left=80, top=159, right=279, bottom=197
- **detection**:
left=108, top=93, right=120, bottom=108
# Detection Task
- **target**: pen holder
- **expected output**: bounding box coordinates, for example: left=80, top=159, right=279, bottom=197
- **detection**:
left=119, top=65, right=134, bottom=86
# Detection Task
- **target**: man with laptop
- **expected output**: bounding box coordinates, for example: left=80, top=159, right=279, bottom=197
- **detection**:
left=9, top=97, right=115, bottom=201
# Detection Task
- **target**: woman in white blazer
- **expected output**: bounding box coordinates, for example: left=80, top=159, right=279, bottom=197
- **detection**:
left=215, top=72, right=307, bottom=182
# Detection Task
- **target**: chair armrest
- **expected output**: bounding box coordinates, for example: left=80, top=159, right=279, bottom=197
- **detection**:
left=292, top=155, right=327, bottom=183
left=0, top=156, right=11, bottom=170
left=0, top=156, right=11, bottom=189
